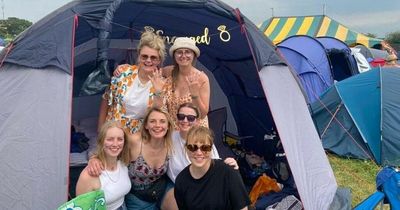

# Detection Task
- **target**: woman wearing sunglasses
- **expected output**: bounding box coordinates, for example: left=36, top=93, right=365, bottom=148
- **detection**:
left=174, top=126, right=250, bottom=210
left=161, top=103, right=238, bottom=209
left=167, top=103, right=220, bottom=182
left=163, top=37, right=210, bottom=129
left=98, top=30, right=166, bottom=135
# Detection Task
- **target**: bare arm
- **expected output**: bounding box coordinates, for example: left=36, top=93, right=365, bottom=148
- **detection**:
left=97, top=98, right=109, bottom=132
left=75, top=168, right=100, bottom=196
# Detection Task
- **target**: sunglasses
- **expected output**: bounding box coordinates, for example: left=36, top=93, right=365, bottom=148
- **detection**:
left=140, top=54, right=160, bottom=62
left=186, top=144, right=212, bottom=152
left=177, top=113, right=197, bottom=122
left=175, top=49, right=194, bottom=57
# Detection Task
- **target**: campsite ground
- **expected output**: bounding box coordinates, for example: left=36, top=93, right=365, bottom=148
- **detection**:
left=328, top=153, right=390, bottom=209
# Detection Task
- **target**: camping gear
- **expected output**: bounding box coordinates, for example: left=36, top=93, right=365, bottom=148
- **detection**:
left=259, top=15, right=382, bottom=47
left=249, top=174, right=281, bottom=206
left=0, top=1, right=337, bottom=209
left=311, top=67, right=400, bottom=165
left=354, top=166, right=400, bottom=210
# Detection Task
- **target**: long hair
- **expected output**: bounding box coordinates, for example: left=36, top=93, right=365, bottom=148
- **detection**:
left=137, top=30, right=166, bottom=66
left=140, top=107, right=174, bottom=155
left=96, top=121, right=130, bottom=165
left=171, top=55, right=197, bottom=91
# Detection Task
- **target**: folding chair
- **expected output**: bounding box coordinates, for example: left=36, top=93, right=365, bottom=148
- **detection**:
left=207, top=107, right=252, bottom=159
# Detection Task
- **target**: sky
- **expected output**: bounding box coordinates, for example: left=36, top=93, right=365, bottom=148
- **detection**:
left=3, top=0, right=400, bottom=38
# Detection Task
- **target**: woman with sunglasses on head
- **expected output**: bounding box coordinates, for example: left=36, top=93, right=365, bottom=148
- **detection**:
left=98, top=30, right=166, bottom=135
left=163, top=37, right=210, bottom=129
left=174, top=126, right=250, bottom=210
left=76, top=121, right=131, bottom=210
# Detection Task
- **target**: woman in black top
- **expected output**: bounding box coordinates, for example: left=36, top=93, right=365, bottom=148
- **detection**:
left=174, top=126, right=250, bottom=210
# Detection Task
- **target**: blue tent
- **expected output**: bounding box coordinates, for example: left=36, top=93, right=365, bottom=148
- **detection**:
left=278, top=35, right=333, bottom=103
left=317, top=37, right=359, bottom=81
left=311, top=67, right=400, bottom=165
left=0, top=0, right=336, bottom=209
left=277, top=35, right=359, bottom=103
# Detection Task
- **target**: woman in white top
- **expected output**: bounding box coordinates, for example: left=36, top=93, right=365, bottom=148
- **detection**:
left=76, top=121, right=131, bottom=210
left=167, top=102, right=220, bottom=182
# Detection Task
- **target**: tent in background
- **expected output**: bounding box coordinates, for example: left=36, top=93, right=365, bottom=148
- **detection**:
left=311, top=67, right=400, bottom=166
left=259, top=15, right=382, bottom=47
left=277, top=35, right=358, bottom=103
left=0, top=0, right=336, bottom=209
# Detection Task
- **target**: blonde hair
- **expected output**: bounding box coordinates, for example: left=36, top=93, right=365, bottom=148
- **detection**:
left=137, top=31, right=166, bottom=65
left=96, top=121, right=130, bottom=165
left=186, top=126, right=214, bottom=146
left=140, top=107, right=173, bottom=154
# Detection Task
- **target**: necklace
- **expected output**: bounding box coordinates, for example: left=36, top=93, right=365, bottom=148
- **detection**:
left=104, top=162, right=121, bottom=183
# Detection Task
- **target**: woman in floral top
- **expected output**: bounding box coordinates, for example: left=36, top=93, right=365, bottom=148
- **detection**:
left=163, top=37, right=210, bottom=129
left=98, top=31, right=166, bottom=134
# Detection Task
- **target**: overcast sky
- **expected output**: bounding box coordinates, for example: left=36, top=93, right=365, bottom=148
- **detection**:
left=3, top=0, right=400, bottom=38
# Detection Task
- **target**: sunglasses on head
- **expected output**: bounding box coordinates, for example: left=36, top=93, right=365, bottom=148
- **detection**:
left=186, top=144, right=212, bottom=152
left=177, top=113, right=197, bottom=122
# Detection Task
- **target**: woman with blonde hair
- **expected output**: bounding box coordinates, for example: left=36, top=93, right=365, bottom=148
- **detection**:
left=76, top=121, right=131, bottom=210
left=88, top=107, right=176, bottom=210
left=98, top=30, right=167, bottom=134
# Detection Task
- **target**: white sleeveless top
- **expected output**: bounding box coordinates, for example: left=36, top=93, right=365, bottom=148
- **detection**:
left=124, top=76, right=152, bottom=119
left=99, top=161, right=131, bottom=210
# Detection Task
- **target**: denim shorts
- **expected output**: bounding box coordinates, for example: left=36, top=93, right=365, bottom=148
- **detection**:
left=125, top=177, right=174, bottom=210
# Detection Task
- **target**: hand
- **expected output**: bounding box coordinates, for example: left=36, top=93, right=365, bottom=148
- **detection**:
left=86, top=157, right=104, bottom=177
left=149, top=67, right=166, bottom=92
left=185, top=71, right=201, bottom=96
left=224, top=157, right=239, bottom=170
left=113, top=68, right=122, bottom=77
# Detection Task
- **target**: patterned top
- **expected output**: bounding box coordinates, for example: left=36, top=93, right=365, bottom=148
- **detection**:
left=104, top=64, right=156, bottom=134
left=163, top=77, right=208, bottom=129
left=127, top=141, right=169, bottom=189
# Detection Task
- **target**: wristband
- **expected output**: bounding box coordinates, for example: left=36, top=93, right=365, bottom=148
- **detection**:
left=153, top=90, right=163, bottom=97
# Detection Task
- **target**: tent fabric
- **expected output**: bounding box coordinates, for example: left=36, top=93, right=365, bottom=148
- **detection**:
left=259, top=15, right=382, bottom=47
left=0, top=0, right=337, bottom=209
left=277, top=35, right=360, bottom=103
left=311, top=67, right=400, bottom=165
left=260, top=65, right=337, bottom=210
left=317, top=37, right=359, bottom=80
left=0, top=64, right=71, bottom=209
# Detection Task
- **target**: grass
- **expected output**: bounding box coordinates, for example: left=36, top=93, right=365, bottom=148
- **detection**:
left=327, top=153, right=389, bottom=208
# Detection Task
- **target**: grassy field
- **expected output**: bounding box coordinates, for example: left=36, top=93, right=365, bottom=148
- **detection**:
left=327, top=153, right=387, bottom=208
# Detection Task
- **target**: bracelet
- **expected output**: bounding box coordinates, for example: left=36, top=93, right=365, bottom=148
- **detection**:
left=153, top=90, right=163, bottom=97
left=191, top=95, right=199, bottom=100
